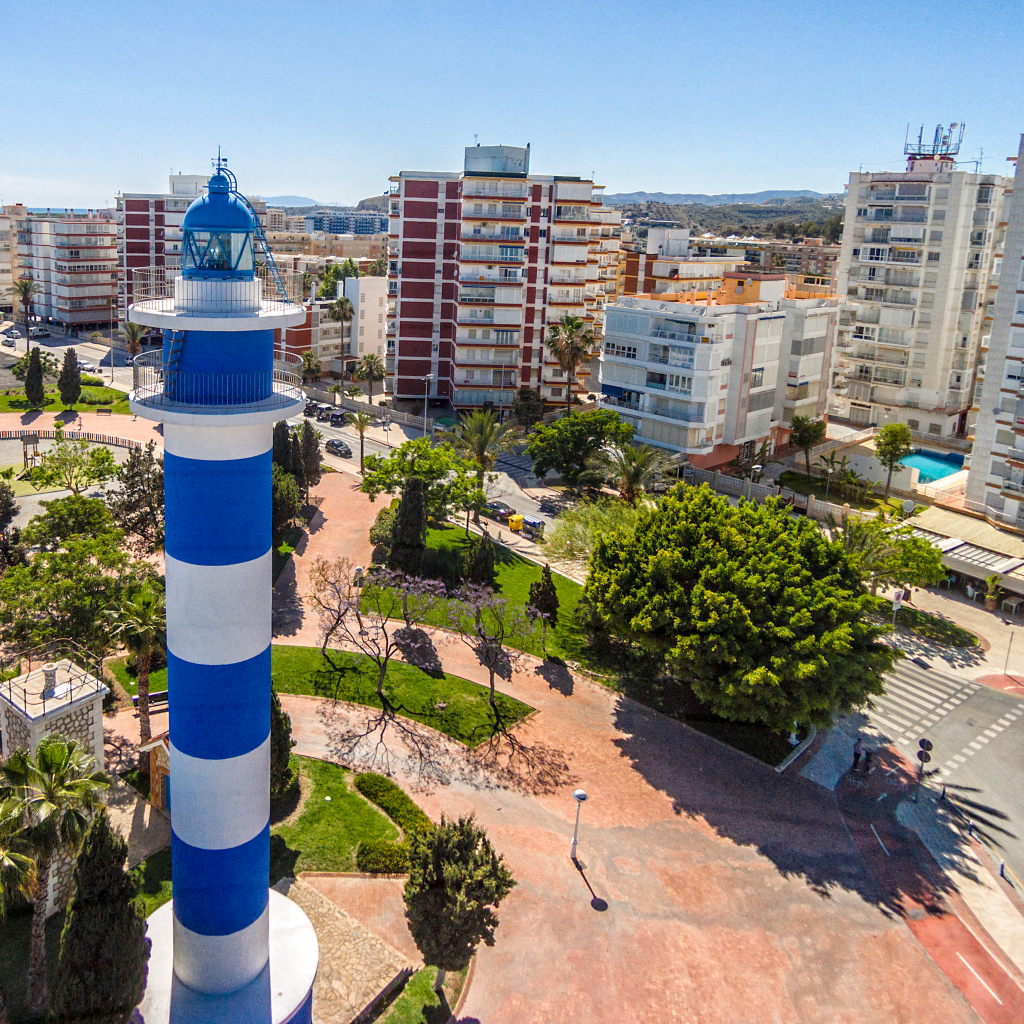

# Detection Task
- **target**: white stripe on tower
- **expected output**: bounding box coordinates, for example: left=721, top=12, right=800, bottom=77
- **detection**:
left=173, top=903, right=271, bottom=994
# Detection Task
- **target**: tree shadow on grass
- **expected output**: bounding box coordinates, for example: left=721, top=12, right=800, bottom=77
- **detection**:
left=269, top=834, right=301, bottom=888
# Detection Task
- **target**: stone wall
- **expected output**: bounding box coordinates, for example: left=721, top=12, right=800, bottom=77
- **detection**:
left=3, top=707, right=30, bottom=757
left=42, top=697, right=104, bottom=768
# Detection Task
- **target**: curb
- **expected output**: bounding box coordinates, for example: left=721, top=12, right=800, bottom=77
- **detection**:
left=448, top=953, right=476, bottom=1023
left=775, top=725, right=817, bottom=774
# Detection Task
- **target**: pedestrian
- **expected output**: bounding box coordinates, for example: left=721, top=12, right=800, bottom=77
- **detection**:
left=852, top=737, right=863, bottom=771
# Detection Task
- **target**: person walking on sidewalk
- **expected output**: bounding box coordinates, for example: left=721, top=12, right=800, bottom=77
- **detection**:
left=852, top=737, right=863, bottom=772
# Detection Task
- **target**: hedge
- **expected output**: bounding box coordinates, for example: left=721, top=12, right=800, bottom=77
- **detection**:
left=355, top=773, right=433, bottom=836
left=356, top=839, right=409, bottom=874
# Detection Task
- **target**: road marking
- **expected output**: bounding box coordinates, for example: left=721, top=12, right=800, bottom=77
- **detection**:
left=956, top=952, right=1004, bottom=1004
left=946, top=760, right=959, bottom=768
left=954, top=754, right=966, bottom=763
left=870, top=823, right=890, bottom=857
left=977, top=735, right=990, bottom=744
left=969, top=741, right=983, bottom=750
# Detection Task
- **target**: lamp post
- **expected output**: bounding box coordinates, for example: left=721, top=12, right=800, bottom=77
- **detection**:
left=570, top=789, right=588, bottom=861
left=750, top=463, right=763, bottom=483
left=423, top=373, right=435, bottom=439
left=825, top=465, right=834, bottom=500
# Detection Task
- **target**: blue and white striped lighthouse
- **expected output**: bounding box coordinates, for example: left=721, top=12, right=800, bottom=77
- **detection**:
left=130, top=162, right=317, bottom=1022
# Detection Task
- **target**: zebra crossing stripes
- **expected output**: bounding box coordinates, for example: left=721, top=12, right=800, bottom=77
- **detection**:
left=866, top=663, right=980, bottom=745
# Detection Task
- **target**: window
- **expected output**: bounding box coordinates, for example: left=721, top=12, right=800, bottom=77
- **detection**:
left=857, top=208, right=868, bottom=217
left=481, top=329, right=491, bottom=339
left=668, top=373, right=692, bottom=392
left=360, top=309, right=365, bottom=318
left=379, top=296, right=383, bottom=306
left=359, top=326, right=364, bottom=336
left=927, top=252, right=940, bottom=262
left=929, top=230, right=943, bottom=242
left=378, top=330, right=382, bottom=339
left=928, top=423, right=942, bottom=435
left=907, top=419, right=919, bottom=431
left=550, top=387, right=563, bottom=397
left=604, top=341, right=637, bottom=359
left=468, top=329, right=476, bottom=339
left=378, top=313, right=383, bottom=323
left=749, top=367, right=764, bottom=388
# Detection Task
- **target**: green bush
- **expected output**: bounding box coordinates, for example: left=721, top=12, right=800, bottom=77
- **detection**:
left=80, top=374, right=105, bottom=387
left=356, top=838, right=409, bottom=874
left=355, top=772, right=433, bottom=836
left=369, top=505, right=397, bottom=554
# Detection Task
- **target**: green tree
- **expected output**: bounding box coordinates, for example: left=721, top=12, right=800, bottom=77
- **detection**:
left=367, top=255, right=388, bottom=277
left=327, top=295, right=354, bottom=329
left=527, top=564, right=559, bottom=650
left=354, top=353, right=386, bottom=403
left=51, top=810, right=150, bottom=1024
left=272, top=421, right=291, bottom=471
left=404, top=814, right=515, bottom=995
left=545, top=314, right=595, bottom=418
left=298, top=420, right=322, bottom=505
left=117, top=321, right=146, bottom=358
left=0, top=482, right=19, bottom=536
left=448, top=410, right=519, bottom=523
left=316, top=258, right=361, bottom=299
left=0, top=798, right=34, bottom=1022
left=11, top=349, right=58, bottom=384
left=822, top=212, right=844, bottom=244
left=23, top=495, right=113, bottom=552
left=1, top=738, right=109, bottom=1014
left=299, top=350, right=322, bottom=384
left=789, top=415, right=827, bottom=484
left=105, top=440, right=164, bottom=555
left=388, top=476, right=427, bottom=576
left=875, top=422, right=914, bottom=500
left=511, top=387, right=545, bottom=430
left=463, top=531, right=496, bottom=588
left=544, top=499, right=640, bottom=570
left=272, top=464, right=302, bottom=537
left=24, top=348, right=45, bottom=409
left=270, top=688, right=296, bottom=801
left=526, top=409, right=634, bottom=487
left=57, top=349, right=82, bottom=410
left=109, top=587, right=166, bottom=748
left=7, top=278, right=41, bottom=348
left=345, top=411, right=374, bottom=474
left=361, top=439, right=471, bottom=520
left=588, top=444, right=671, bottom=505
left=289, top=432, right=306, bottom=499
left=584, top=484, right=896, bottom=731
left=29, top=426, right=117, bottom=496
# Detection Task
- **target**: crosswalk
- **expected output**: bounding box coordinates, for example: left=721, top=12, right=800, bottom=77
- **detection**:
left=866, top=662, right=981, bottom=747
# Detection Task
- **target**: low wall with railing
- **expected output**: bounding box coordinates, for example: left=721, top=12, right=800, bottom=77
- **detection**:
left=0, top=429, right=142, bottom=449
left=303, top=384, right=436, bottom=432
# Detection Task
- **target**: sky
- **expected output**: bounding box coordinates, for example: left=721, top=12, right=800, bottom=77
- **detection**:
left=2, top=0, right=1022, bottom=208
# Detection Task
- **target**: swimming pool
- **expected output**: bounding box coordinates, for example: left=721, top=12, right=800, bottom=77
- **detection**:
left=899, top=448, right=965, bottom=484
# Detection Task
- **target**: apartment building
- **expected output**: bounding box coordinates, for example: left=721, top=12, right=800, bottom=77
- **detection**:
left=598, top=273, right=838, bottom=465
left=623, top=228, right=749, bottom=300
left=305, top=209, right=389, bottom=235
left=16, top=211, right=117, bottom=332
left=387, top=144, right=620, bottom=414
left=965, top=135, right=1024, bottom=532
left=0, top=205, right=26, bottom=313
left=830, top=132, right=1006, bottom=436
left=116, top=173, right=207, bottom=320
left=690, top=235, right=841, bottom=283
left=267, top=208, right=286, bottom=231
left=264, top=231, right=386, bottom=259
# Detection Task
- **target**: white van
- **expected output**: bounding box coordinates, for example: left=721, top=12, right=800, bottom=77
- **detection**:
left=28, top=327, right=49, bottom=339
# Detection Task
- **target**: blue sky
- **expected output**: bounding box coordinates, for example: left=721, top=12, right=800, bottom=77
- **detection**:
left=3, top=0, right=1021, bottom=207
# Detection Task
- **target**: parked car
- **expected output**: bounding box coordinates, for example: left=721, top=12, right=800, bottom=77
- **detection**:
left=303, top=399, right=319, bottom=417
left=329, top=410, right=347, bottom=426
left=77, top=360, right=97, bottom=373
left=315, top=404, right=334, bottom=421
left=325, top=438, right=352, bottom=458
left=483, top=500, right=516, bottom=522
left=0, top=336, right=14, bottom=349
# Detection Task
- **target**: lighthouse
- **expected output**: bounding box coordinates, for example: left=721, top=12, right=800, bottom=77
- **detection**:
left=130, top=162, right=318, bottom=1022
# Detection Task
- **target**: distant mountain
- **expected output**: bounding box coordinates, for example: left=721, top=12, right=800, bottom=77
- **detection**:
left=603, top=190, right=833, bottom=207
left=257, top=195, right=321, bottom=207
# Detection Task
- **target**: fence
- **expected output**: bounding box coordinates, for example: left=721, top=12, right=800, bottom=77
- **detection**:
left=0, top=429, right=141, bottom=450
left=304, top=384, right=436, bottom=432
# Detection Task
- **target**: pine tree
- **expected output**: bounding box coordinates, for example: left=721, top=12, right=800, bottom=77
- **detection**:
left=388, top=476, right=427, bottom=576
left=105, top=440, right=164, bottom=556
left=289, top=433, right=305, bottom=503
left=299, top=421, right=322, bottom=505
left=464, top=531, right=496, bottom=588
left=57, top=349, right=82, bottom=409
left=0, top=481, right=18, bottom=534
left=51, top=810, right=150, bottom=1024
left=272, top=420, right=290, bottom=471
left=270, top=687, right=296, bottom=800
left=527, top=563, right=560, bottom=650
left=24, top=348, right=45, bottom=408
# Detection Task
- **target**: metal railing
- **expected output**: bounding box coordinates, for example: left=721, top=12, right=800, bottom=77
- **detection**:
left=460, top=247, right=524, bottom=262
left=462, top=184, right=529, bottom=199
left=0, top=643, right=107, bottom=719
left=131, top=350, right=303, bottom=413
left=129, top=266, right=303, bottom=318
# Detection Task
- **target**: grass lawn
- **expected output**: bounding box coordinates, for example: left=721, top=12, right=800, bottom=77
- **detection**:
left=271, top=645, right=532, bottom=748
left=0, top=462, right=63, bottom=496
left=422, top=524, right=584, bottom=660
left=0, top=909, right=65, bottom=1021
left=866, top=595, right=980, bottom=647
left=0, top=386, right=131, bottom=415
left=777, top=470, right=918, bottom=515
left=373, top=965, right=467, bottom=1024
left=273, top=524, right=305, bottom=583
left=107, top=654, right=166, bottom=697
left=134, top=756, right=403, bottom=915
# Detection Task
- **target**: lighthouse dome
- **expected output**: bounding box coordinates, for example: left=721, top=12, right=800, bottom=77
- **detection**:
left=181, top=171, right=256, bottom=278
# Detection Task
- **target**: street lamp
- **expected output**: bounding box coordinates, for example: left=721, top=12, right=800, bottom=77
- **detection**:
left=423, top=373, right=435, bottom=439
left=824, top=465, right=834, bottom=500
left=750, top=463, right=763, bottom=484
left=570, top=789, right=588, bottom=861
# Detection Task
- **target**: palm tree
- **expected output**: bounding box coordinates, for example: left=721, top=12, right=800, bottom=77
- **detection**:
left=300, top=350, right=322, bottom=384
left=354, top=353, right=386, bottom=404
left=7, top=278, right=41, bottom=345
left=345, top=411, right=374, bottom=473
left=109, top=588, right=166, bottom=748
left=1, top=738, right=108, bottom=1014
left=0, top=798, right=34, bottom=1023
left=449, top=410, right=519, bottom=522
left=117, top=320, right=146, bottom=359
left=545, top=313, right=595, bottom=419
left=328, top=296, right=354, bottom=326
left=588, top=444, right=671, bottom=505
left=367, top=255, right=388, bottom=277
left=789, top=415, right=826, bottom=483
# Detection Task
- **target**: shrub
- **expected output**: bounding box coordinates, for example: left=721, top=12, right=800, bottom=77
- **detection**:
left=80, top=374, right=105, bottom=387
left=355, top=772, right=433, bottom=836
left=463, top=532, right=496, bottom=588
left=356, top=838, right=409, bottom=874
left=370, top=505, right=397, bottom=555
left=421, top=544, right=464, bottom=592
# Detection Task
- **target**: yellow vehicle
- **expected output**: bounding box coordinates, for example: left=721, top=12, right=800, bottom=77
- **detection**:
left=507, top=514, right=524, bottom=533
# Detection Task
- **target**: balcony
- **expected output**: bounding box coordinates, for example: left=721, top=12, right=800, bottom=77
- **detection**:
left=598, top=394, right=641, bottom=413
left=1005, top=447, right=1024, bottom=462
left=650, top=328, right=700, bottom=343
left=461, top=183, right=529, bottom=199
left=461, top=209, right=526, bottom=222
left=459, top=271, right=522, bottom=284
left=461, top=230, right=524, bottom=242
left=1001, top=478, right=1024, bottom=495
left=460, top=246, right=524, bottom=263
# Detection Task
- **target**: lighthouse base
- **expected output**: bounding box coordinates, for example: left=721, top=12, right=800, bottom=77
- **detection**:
left=136, top=889, right=319, bottom=1024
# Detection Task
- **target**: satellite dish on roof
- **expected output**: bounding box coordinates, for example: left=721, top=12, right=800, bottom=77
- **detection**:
left=902, top=499, right=916, bottom=514
left=746, top=278, right=753, bottom=286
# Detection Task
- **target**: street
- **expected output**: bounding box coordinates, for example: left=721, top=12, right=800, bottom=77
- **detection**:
left=0, top=325, right=137, bottom=390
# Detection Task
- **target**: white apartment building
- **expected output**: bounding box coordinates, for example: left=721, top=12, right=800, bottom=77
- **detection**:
left=831, top=133, right=1006, bottom=436
left=599, top=274, right=838, bottom=466
left=16, top=212, right=117, bottom=332
left=0, top=207, right=18, bottom=314
left=388, top=144, right=621, bottom=414
left=267, top=208, right=286, bottom=231
left=345, top=274, right=388, bottom=365
left=623, top=227, right=749, bottom=300
left=965, top=135, right=1024, bottom=532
